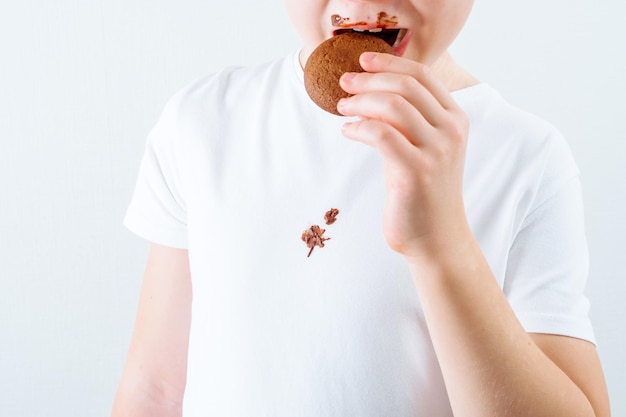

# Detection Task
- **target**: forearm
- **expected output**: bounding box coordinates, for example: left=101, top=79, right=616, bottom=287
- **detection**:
left=112, top=244, right=191, bottom=417
left=111, top=372, right=183, bottom=417
left=407, top=230, right=596, bottom=417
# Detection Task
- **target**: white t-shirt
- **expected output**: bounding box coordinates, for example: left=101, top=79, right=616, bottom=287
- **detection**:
left=125, top=52, right=595, bottom=416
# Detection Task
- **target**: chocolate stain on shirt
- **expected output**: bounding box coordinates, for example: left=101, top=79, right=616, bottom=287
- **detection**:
left=324, top=208, right=340, bottom=225
left=301, top=225, right=331, bottom=258
left=301, top=208, right=340, bottom=257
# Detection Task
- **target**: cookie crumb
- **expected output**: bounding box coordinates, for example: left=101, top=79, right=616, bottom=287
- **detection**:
left=324, top=208, right=340, bottom=225
left=301, top=225, right=331, bottom=257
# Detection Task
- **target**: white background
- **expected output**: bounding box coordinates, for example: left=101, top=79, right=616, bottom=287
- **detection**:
left=1, top=1, right=624, bottom=416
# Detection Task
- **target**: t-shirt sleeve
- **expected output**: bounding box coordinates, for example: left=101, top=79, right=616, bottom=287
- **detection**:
left=503, top=134, right=595, bottom=344
left=124, top=97, right=188, bottom=249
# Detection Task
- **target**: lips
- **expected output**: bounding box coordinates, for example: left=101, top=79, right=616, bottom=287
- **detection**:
left=332, top=27, right=410, bottom=56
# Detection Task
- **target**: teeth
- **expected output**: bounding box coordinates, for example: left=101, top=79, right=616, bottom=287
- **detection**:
left=339, top=27, right=406, bottom=49
left=392, top=29, right=408, bottom=48
left=350, top=27, right=383, bottom=33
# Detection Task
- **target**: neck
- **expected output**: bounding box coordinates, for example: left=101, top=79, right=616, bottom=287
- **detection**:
left=430, top=51, right=479, bottom=92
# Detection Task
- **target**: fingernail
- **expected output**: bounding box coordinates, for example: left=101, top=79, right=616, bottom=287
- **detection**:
left=341, top=72, right=356, bottom=82
left=360, top=52, right=376, bottom=63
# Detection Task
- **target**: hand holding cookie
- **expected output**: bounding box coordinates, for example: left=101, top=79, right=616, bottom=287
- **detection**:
left=337, top=52, right=471, bottom=259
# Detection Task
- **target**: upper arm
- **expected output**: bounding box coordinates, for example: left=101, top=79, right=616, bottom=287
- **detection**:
left=112, top=243, right=192, bottom=416
left=531, top=333, right=611, bottom=417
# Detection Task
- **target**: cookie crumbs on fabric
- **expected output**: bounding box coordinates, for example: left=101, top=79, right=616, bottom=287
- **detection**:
left=301, top=225, right=331, bottom=257
left=324, top=208, right=339, bottom=225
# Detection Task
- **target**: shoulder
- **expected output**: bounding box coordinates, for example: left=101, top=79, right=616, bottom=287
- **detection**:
left=457, top=84, right=564, bottom=147
left=168, top=54, right=294, bottom=117
left=461, top=84, right=578, bottom=180
left=460, top=85, right=581, bottom=225
left=147, top=53, right=296, bottom=148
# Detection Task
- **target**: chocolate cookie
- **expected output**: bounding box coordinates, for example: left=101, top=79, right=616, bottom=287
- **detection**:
left=304, top=32, right=395, bottom=116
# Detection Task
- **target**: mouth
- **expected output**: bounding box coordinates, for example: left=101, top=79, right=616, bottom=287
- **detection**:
left=332, top=27, right=410, bottom=55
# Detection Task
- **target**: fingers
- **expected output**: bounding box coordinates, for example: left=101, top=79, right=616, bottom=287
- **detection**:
left=339, top=71, right=445, bottom=127
left=337, top=52, right=468, bottom=147
left=337, top=52, right=469, bottom=165
left=338, top=91, right=433, bottom=147
left=357, top=52, right=458, bottom=111
left=341, top=118, right=419, bottom=164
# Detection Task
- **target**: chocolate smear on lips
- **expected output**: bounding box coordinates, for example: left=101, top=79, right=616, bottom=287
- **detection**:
left=330, top=12, right=399, bottom=28
left=329, top=11, right=406, bottom=50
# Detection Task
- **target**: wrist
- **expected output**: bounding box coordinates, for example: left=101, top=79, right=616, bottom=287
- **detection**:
left=402, top=222, right=484, bottom=285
